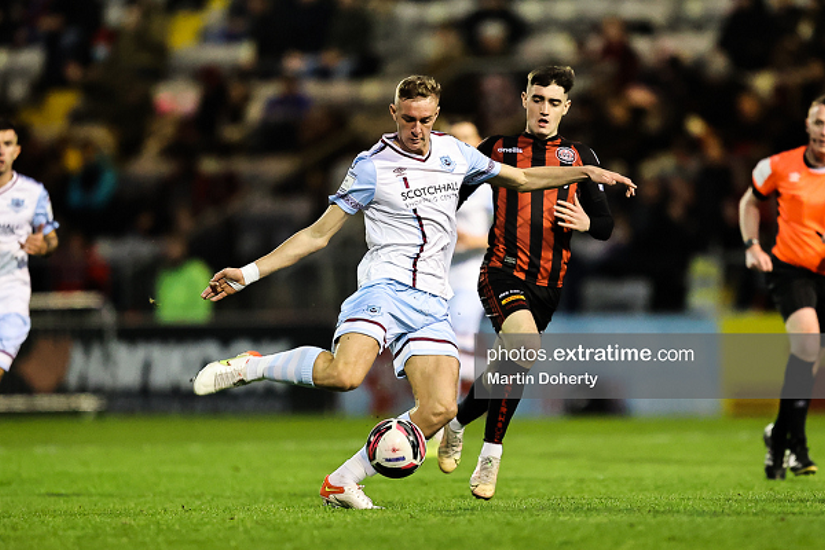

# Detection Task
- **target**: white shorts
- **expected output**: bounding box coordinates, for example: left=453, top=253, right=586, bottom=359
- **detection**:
left=333, top=279, right=458, bottom=378
left=0, top=313, right=31, bottom=371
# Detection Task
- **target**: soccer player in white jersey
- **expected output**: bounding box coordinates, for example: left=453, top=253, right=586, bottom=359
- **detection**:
left=192, top=75, right=635, bottom=509
left=0, top=120, right=59, bottom=385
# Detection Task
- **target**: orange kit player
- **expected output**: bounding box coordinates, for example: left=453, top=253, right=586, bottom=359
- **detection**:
left=739, top=94, right=825, bottom=480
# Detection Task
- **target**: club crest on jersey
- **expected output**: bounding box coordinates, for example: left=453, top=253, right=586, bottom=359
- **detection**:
left=556, top=147, right=577, bottom=164
left=440, top=156, right=456, bottom=172
left=9, top=198, right=25, bottom=212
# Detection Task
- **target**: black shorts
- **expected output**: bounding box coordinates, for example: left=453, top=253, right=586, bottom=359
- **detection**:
left=477, top=264, right=561, bottom=333
left=766, top=256, right=825, bottom=324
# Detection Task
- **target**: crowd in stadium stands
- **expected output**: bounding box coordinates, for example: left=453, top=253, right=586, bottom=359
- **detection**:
left=1, top=0, right=825, bottom=318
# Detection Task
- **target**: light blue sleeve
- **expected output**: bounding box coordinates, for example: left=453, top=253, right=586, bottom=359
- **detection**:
left=32, top=187, right=59, bottom=234
left=329, top=154, right=377, bottom=214
left=457, top=140, right=501, bottom=187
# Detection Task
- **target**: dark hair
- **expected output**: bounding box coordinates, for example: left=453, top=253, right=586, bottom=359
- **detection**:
left=526, top=66, right=575, bottom=94
left=395, top=75, right=441, bottom=104
left=0, top=119, right=18, bottom=134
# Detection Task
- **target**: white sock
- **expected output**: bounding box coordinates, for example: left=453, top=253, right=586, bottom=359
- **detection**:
left=448, top=417, right=465, bottom=433
left=328, top=446, right=376, bottom=487
left=245, top=346, right=322, bottom=387
left=481, top=441, right=502, bottom=459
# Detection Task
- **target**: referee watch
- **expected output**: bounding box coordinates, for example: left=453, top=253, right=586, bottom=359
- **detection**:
left=743, top=238, right=759, bottom=249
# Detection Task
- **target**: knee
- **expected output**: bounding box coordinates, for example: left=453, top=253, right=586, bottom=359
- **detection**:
left=792, top=346, right=820, bottom=364
left=789, top=334, right=821, bottom=363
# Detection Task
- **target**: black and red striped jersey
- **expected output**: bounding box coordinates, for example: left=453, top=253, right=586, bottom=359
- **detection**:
left=474, top=132, right=613, bottom=288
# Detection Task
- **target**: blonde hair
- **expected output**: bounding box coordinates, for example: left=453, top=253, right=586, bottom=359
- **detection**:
left=395, top=75, right=441, bottom=104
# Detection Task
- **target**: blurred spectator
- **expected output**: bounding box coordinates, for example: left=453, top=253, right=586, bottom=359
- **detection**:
left=112, top=0, right=169, bottom=80
left=63, top=137, right=119, bottom=235
left=586, top=16, right=641, bottom=91
left=459, top=0, right=528, bottom=57
left=629, top=172, right=701, bottom=311
left=153, top=233, right=214, bottom=324
left=280, top=0, right=335, bottom=77
left=48, top=229, right=111, bottom=294
left=160, top=152, right=240, bottom=218
left=718, top=0, right=778, bottom=72
left=80, top=0, right=168, bottom=157
left=35, top=0, right=104, bottom=91
left=0, top=1, right=29, bottom=47
left=320, top=0, right=379, bottom=79
left=245, top=0, right=290, bottom=76
left=476, top=72, right=522, bottom=136
left=425, top=22, right=468, bottom=77
left=221, top=73, right=253, bottom=151
left=252, top=75, right=312, bottom=152
left=194, top=65, right=229, bottom=152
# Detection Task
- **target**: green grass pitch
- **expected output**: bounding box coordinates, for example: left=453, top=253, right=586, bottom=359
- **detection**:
left=0, top=414, right=823, bottom=550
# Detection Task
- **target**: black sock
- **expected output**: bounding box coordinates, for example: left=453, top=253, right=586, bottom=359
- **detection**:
left=789, top=399, right=812, bottom=444
left=483, top=362, right=526, bottom=444
left=774, top=354, right=815, bottom=443
left=456, top=376, right=490, bottom=426
left=484, top=396, right=522, bottom=444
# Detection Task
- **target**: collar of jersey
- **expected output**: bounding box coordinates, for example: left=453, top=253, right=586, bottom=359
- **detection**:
left=381, top=133, right=432, bottom=162
left=0, top=171, right=19, bottom=195
left=522, top=132, right=562, bottom=142
left=803, top=147, right=825, bottom=172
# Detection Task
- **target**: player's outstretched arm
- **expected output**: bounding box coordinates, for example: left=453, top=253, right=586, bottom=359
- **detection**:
left=490, top=164, right=636, bottom=196
left=201, top=204, right=351, bottom=302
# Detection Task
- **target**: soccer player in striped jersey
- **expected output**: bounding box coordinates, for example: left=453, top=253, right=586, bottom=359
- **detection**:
left=192, top=75, right=635, bottom=509
left=0, top=120, right=60, bottom=385
left=740, top=94, right=825, bottom=480
left=438, top=66, right=627, bottom=500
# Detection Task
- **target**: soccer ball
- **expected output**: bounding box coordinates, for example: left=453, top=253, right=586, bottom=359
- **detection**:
left=365, top=418, right=426, bottom=479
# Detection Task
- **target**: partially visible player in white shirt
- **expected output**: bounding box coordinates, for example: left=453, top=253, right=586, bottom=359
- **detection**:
left=0, top=120, right=59, bottom=383
left=192, top=75, right=634, bottom=509
left=447, top=121, right=493, bottom=390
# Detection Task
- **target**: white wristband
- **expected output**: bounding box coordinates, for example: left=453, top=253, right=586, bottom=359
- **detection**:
left=227, top=262, right=260, bottom=292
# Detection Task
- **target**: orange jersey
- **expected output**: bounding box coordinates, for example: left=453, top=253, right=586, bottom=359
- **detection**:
left=752, top=145, right=825, bottom=273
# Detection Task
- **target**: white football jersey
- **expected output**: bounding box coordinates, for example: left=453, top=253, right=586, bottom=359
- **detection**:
left=450, top=183, right=494, bottom=292
left=330, top=132, right=501, bottom=299
left=0, top=172, right=59, bottom=314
